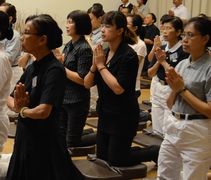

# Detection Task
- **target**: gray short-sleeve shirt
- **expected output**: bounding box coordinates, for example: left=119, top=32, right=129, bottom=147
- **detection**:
left=172, top=52, right=211, bottom=114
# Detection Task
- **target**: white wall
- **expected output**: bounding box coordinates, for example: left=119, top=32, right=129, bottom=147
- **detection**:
left=8, top=0, right=211, bottom=46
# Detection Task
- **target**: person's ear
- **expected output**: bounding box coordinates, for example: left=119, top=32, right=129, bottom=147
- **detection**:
left=9, top=16, right=13, bottom=23
left=202, top=34, right=210, bottom=46
left=39, top=35, right=47, bottom=46
left=133, top=25, right=138, bottom=32
left=176, top=29, right=181, bottom=37
left=98, top=16, right=102, bottom=23
left=117, top=28, right=124, bottom=36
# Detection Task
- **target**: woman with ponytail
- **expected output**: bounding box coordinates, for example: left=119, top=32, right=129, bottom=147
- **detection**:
left=84, top=11, right=159, bottom=167
left=127, top=14, right=146, bottom=98
left=6, top=14, right=85, bottom=180
left=0, top=10, right=13, bottom=179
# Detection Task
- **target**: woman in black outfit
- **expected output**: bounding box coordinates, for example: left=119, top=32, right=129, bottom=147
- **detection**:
left=6, top=14, right=84, bottom=180
left=84, top=11, right=159, bottom=167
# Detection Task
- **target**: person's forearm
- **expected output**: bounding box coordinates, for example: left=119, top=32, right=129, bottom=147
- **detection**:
left=65, top=68, right=84, bottom=85
left=166, top=91, right=177, bottom=110
left=98, top=66, right=124, bottom=95
left=148, top=61, right=160, bottom=78
left=84, top=66, right=96, bottom=89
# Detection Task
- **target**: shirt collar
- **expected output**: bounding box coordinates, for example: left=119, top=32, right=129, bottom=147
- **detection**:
left=122, top=2, right=130, bottom=7
left=174, top=4, right=183, bottom=9
left=165, top=41, right=182, bottom=52
left=72, top=36, right=85, bottom=48
left=92, top=27, right=101, bottom=35
left=187, top=51, right=210, bottom=70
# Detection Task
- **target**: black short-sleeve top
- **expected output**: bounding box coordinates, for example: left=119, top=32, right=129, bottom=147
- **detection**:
left=148, top=42, right=189, bottom=81
left=10, top=52, right=66, bottom=124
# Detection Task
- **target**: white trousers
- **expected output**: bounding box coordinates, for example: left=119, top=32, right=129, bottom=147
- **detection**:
left=0, top=114, right=9, bottom=152
left=150, top=75, right=158, bottom=102
left=0, top=153, right=12, bottom=179
left=157, top=114, right=211, bottom=180
left=151, top=80, right=171, bottom=136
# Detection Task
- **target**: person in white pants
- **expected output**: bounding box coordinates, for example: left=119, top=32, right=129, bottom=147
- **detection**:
left=0, top=11, right=13, bottom=179
left=157, top=17, right=211, bottom=180
left=148, top=16, right=189, bottom=136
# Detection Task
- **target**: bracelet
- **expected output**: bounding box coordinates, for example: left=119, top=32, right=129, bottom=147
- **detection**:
left=165, top=64, right=170, bottom=72
left=20, top=107, right=29, bottom=118
left=177, top=87, right=187, bottom=95
left=89, top=69, right=96, bottom=74
left=98, top=66, right=107, bottom=72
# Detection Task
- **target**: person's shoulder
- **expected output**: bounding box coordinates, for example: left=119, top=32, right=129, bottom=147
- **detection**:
left=13, top=29, right=20, bottom=36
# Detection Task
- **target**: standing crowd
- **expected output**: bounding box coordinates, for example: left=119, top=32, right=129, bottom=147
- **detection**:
left=0, top=0, right=211, bottom=180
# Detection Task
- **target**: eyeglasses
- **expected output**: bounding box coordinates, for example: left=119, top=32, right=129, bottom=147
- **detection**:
left=21, top=31, right=41, bottom=36
left=160, top=26, right=173, bottom=31
left=181, top=32, right=201, bottom=39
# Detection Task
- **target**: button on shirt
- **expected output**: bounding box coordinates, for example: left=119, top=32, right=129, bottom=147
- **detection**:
left=172, top=52, right=211, bottom=115
left=62, top=36, right=92, bottom=104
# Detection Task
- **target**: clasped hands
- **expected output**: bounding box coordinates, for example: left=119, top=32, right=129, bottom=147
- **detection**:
left=165, top=67, right=186, bottom=93
left=13, top=83, right=29, bottom=113
left=90, top=44, right=106, bottom=72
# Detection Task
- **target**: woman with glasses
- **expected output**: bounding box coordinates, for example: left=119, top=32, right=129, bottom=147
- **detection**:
left=148, top=16, right=189, bottom=136
left=6, top=14, right=85, bottom=180
left=157, top=17, right=211, bottom=180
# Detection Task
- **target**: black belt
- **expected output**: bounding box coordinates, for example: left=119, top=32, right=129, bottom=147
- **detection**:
left=172, top=112, right=208, bottom=120
left=11, top=64, right=18, bottom=67
left=158, top=79, right=168, bottom=85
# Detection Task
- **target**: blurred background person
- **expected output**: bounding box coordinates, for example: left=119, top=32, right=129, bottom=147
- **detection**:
left=0, top=3, right=22, bottom=120
left=0, top=10, right=13, bottom=179
left=133, top=0, right=150, bottom=20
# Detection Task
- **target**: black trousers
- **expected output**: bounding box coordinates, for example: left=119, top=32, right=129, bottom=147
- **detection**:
left=97, top=129, right=158, bottom=167
left=59, top=99, right=96, bottom=147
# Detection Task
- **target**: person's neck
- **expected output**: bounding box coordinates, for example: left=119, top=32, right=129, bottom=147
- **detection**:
left=168, top=39, right=179, bottom=49
left=138, top=3, right=143, bottom=7
left=71, top=34, right=83, bottom=43
left=123, top=1, right=128, bottom=5
left=33, top=48, right=52, bottom=61
left=175, top=3, right=182, bottom=7
left=108, top=38, right=122, bottom=58
left=191, top=49, right=207, bottom=62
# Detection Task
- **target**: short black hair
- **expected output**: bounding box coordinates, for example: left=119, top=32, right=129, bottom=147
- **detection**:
left=67, top=10, right=92, bottom=35
left=143, top=0, right=148, bottom=5
left=0, top=10, right=13, bottom=40
left=87, top=3, right=105, bottom=18
left=149, top=13, right=157, bottom=23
